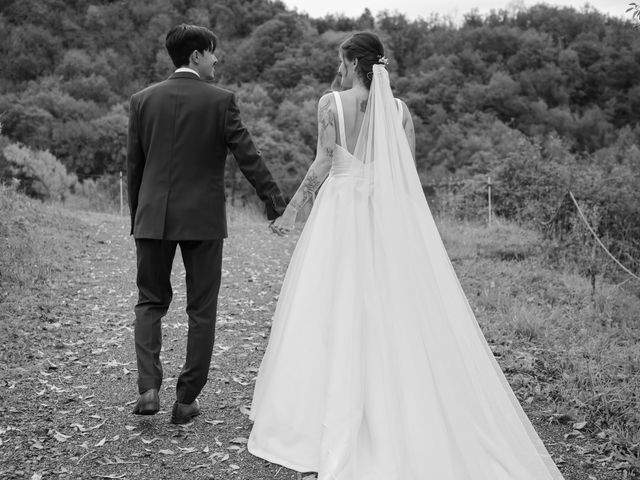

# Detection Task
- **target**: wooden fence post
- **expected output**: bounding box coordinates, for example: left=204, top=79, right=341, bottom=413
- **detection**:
left=119, top=171, right=124, bottom=217
left=487, top=176, right=492, bottom=226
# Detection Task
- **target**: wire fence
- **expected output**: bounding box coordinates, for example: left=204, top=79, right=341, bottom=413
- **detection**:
left=421, top=176, right=494, bottom=224
left=568, top=190, right=640, bottom=283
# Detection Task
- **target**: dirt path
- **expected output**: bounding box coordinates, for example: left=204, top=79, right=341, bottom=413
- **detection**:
left=0, top=209, right=623, bottom=479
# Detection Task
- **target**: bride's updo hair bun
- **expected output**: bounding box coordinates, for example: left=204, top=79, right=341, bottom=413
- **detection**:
left=340, top=32, right=385, bottom=89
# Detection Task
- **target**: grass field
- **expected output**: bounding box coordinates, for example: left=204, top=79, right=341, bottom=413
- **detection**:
left=0, top=184, right=638, bottom=479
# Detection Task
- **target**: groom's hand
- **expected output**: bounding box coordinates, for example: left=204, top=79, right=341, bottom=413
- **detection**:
left=269, top=212, right=294, bottom=236
left=265, top=193, right=287, bottom=221
left=268, top=220, right=286, bottom=236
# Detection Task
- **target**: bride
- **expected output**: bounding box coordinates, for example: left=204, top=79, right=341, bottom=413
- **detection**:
left=248, top=32, right=565, bottom=480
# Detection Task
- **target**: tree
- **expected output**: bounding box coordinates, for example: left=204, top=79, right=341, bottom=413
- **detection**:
left=64, top=74, right=114, bottom=104
left=2, top=24, right=60, bottom=81
left=229, top=13, right=314, bottom=82
left=3, top=142, right=77, bottom=201
left=356, top=8, right=375, bottom=30
left=0, top=104, right=54, bottom=150
left=90, top=106, right=128, bottom=174
left=626, top=2, right=640, bottom=27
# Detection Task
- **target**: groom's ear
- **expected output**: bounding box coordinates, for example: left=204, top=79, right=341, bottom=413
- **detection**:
left=189, top=50, right=199, bottom=66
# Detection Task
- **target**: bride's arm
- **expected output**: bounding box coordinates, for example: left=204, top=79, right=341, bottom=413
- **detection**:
left=399, top=100, right=416, bottom=162
left=271, top=93, right=336, bottom=232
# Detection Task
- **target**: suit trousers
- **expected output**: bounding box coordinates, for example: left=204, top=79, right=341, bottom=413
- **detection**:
left=134, top=238, right=223, bottom=404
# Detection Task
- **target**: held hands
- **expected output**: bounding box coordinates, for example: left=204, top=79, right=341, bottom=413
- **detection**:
left=269, top=206, right=297, bottom=236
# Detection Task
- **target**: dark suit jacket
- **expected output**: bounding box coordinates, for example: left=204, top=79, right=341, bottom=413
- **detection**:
left=127, top=71, right=285, bottom=240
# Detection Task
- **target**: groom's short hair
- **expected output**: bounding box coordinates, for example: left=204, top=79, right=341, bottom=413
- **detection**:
left=166, top=24, right=217, bottom=68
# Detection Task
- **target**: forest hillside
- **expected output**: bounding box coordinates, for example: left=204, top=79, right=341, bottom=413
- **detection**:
left=0, top=0, right=639, bottom=276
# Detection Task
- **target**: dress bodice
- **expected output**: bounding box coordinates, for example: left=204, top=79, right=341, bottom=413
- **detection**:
left=330, top=145, right=364, bottom=178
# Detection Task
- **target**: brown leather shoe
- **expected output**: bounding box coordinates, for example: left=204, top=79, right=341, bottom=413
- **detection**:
left=170, top=399, right=201, bottom=424
left=132, top=388, right=159, bottom=415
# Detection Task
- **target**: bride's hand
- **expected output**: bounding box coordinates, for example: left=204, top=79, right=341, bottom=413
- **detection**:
left=269, top=208, right=296, bottom=236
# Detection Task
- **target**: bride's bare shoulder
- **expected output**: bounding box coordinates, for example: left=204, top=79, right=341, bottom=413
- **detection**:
left=317, top=92, right=338, bottom=118
left=318, top=92, right=337, bottom=107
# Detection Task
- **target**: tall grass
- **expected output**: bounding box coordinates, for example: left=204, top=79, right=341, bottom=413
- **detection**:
left=226, top=198, right=268, bottom=225
left=65, top=173, right=125, bottom=214
left=0, top=183, right=67, bottom=291
left=0, top=183, right=88, bottom=368
left=438, top=217, right=640, bottom=459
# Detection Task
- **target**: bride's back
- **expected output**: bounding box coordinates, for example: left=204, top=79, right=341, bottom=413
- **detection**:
left=333, top=90, right=369, bottom=154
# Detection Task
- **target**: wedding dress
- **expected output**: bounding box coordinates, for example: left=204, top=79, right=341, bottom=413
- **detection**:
left=248, top=65, right=565, bottom=480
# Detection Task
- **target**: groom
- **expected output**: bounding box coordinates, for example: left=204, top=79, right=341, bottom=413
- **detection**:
left=127, top=24, right=286, bottom=424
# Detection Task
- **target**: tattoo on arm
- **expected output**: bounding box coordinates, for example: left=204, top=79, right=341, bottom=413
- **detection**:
left=302, top=171, right=321, bottom=204
left=324, top=146, right=334, bottom=158
left=317, top=95, right=336, bottom=154
left=318, top=96, right=334, bottom=136
left=290, top=169, right=323, bottom=210
left=288, top=95, right=336, bottom=212
left=360, top=100, right=367, bottom=113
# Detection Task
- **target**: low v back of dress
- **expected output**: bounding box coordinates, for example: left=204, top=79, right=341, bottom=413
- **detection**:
left=329, top=91, right=366, bottom=177
left=248, top=67, right=565, bottom=480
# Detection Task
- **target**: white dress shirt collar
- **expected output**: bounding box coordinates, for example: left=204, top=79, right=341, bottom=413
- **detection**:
left=175, top=67, right=200, bottom=77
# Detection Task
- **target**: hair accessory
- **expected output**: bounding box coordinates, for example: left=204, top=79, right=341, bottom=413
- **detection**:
left=377, top=56, right=389, bottom=66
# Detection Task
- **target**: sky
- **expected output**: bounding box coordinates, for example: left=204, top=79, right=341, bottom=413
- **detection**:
left=280, top=0, right=630, bottom=23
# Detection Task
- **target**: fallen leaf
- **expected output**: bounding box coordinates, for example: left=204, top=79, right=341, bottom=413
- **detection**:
left=53, top=430, right=72, bottom=442
left=204, top=420, right=224, bottom=426
left=158, top=449, right=175, bottom=455
left=232, top=376, right=249, bottom=386
left=95, top=437, right=107, bottom=447
left=72, top=420, right=106, bottom=432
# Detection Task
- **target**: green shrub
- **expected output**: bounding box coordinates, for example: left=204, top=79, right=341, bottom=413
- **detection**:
left=3, top=143, right=77, bottom=201
left=66, top=173, right=126, bottom=213
left=444, top=133, right=640, bottom=281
